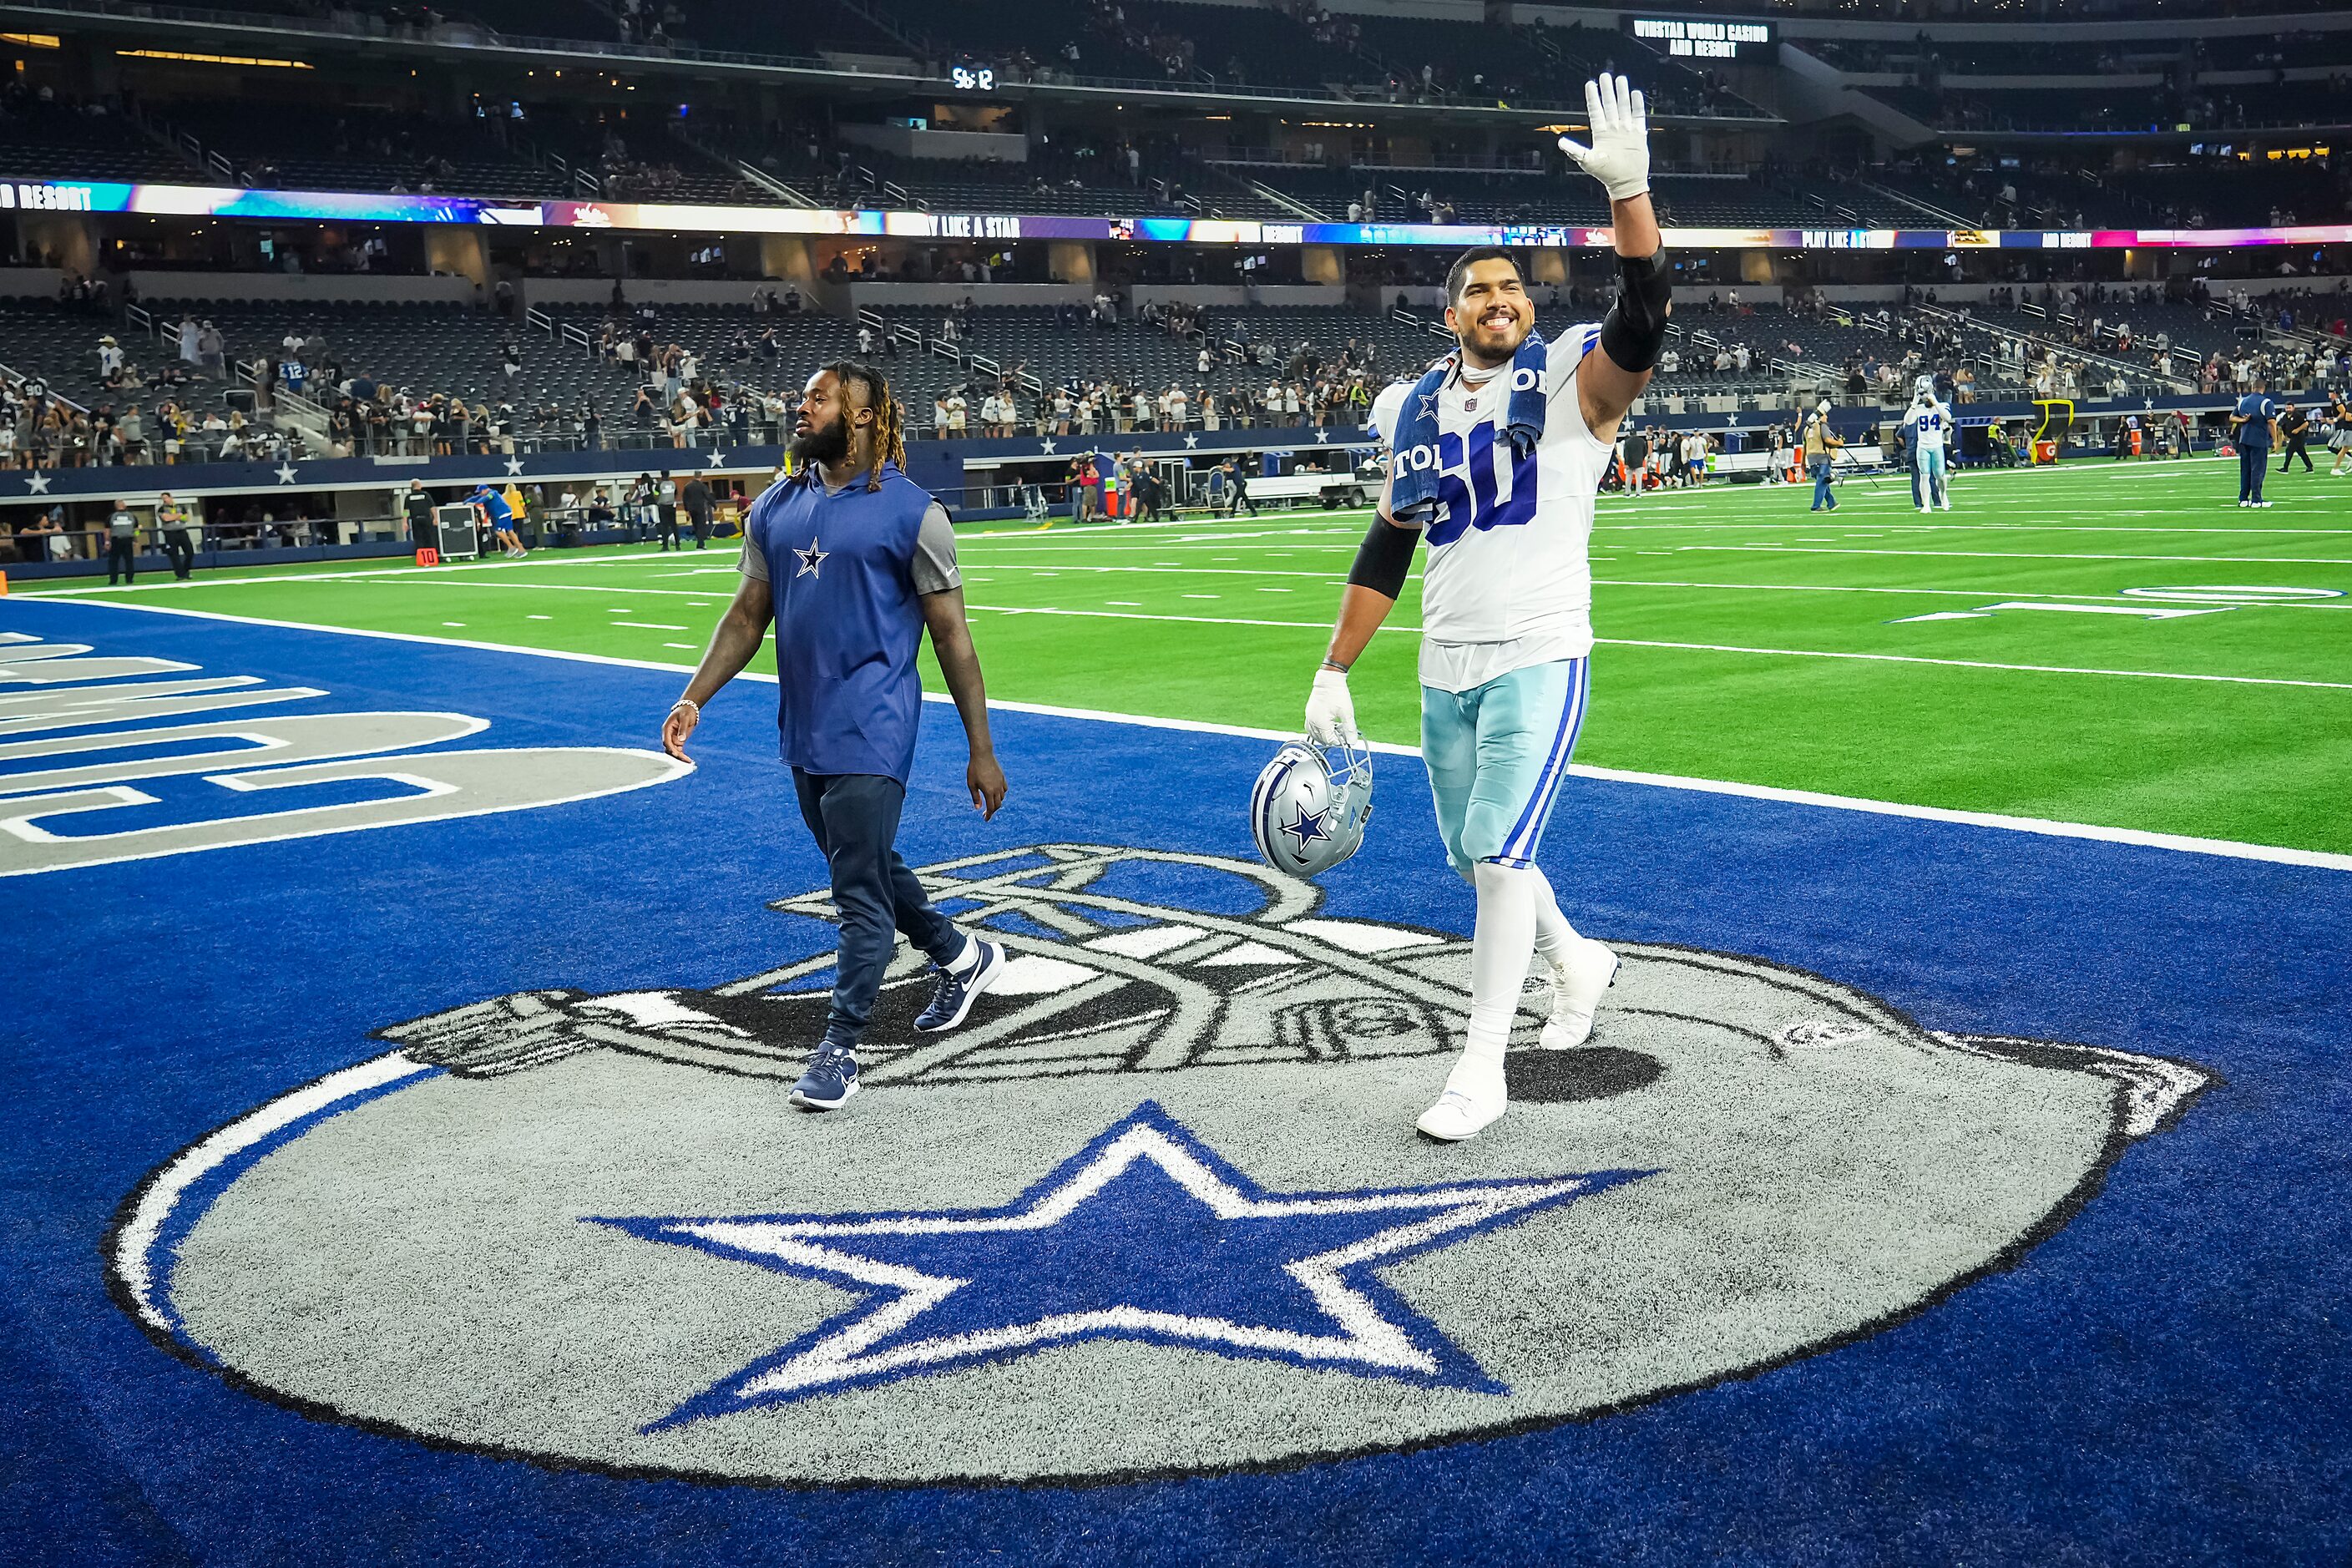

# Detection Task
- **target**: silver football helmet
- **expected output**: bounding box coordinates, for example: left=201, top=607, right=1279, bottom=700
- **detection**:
left=1250, top=738, right=1373, bottom=879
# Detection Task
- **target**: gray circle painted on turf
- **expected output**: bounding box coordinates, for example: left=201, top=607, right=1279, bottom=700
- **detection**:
left=124, top=844, right=2208, bottom=1486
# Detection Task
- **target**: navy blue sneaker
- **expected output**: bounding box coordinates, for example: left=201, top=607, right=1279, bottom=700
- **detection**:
left=913, top=939, right=1008, bottom=1033
left=789, top=1039, right=859, bottom=1111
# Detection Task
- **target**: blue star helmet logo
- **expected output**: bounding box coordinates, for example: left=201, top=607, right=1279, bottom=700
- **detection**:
left=594, top=1102, right=1648, bottom=1429
left=1282, top=805, right=1333, bottom=849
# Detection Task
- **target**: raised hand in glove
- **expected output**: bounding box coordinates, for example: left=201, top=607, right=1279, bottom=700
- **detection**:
left=1558, top=74, right=1651, bottom=202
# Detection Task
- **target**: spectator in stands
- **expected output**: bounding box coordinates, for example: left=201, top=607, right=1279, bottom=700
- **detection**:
left=196, top=321, right=225, bottom=381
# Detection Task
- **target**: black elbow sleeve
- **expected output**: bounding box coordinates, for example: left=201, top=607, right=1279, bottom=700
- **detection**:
left=1598, top=249, right=1672, bottom=374
left=1347, top=515, right=1418, bottom=599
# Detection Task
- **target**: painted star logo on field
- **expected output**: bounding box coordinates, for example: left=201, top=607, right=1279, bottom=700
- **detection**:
left=504, top=456, right=526, bottom=476
left=1281, top=805, right=1333, bottom=848
left=275, top=463, right=299, bottom=484
left=795, top=538, right=828, bottom=578
left=596, top=1103, right=1645, bottom=1427
left=25, top=472, right=50, bottom=494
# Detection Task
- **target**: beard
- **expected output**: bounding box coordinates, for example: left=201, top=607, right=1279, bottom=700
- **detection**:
left=788, top=412, right=850, bottom=465
left=1459, top=312, right=1531, bottom=366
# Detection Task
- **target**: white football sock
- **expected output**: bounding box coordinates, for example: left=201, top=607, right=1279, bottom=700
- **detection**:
left=1528, top=867, right=1578, bottom=977
left=944, top=933, right=980, bottom=974
left=1459, top=861, right=1538, bottom=1080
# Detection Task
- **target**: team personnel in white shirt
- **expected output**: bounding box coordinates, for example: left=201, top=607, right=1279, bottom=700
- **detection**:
left=1902, top=376, right=1953, bottom=512
left=1312, top=76, right=1663, bottom=1142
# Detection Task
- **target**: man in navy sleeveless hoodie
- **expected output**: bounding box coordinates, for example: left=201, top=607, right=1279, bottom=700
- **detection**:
left=663, top=361, right=1009, bottom=1111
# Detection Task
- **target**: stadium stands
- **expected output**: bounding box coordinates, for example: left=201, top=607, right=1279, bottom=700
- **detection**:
left=3, top=0, right=2348, bottom=493
left=0, top=92, right=196, bottom=182
left=163, top=102, right=572, bottom=199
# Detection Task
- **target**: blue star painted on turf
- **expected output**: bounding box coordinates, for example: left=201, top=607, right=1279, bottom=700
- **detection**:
left=1282, top=805, right=1333, bottom=848
left=795, top=538, right=827, bottom=578
left=594, top=1102, right=1648, bottom=1429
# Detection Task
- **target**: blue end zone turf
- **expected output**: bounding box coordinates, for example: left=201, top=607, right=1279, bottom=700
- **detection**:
left=5, top=596, right=2348, bottom=1565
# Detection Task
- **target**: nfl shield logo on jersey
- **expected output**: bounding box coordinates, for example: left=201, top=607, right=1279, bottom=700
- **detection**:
left=111, top=842, right=2208, bottom=1486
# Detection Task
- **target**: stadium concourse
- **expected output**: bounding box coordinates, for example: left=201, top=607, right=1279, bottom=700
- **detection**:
left=7, top=1, right=2352, bottom=1565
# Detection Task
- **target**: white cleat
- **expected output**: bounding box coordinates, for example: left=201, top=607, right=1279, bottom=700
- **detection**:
left=1540, top=936, right=1621, bottom=1050
left=1416, top=1060, right=1506, bottom=1141
left=1417, top=1085, right=1506, bottom=1142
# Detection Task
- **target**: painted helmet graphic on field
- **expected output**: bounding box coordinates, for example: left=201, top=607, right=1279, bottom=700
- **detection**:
left=1250, top=738, right=1373, bottom=879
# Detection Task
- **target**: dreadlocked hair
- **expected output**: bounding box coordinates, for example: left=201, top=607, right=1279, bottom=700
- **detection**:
left=818, top=359, right=905, bottom=492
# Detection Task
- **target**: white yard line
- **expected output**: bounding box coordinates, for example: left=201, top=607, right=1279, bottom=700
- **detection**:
left=1688, top=544, right=2352, bottom=568
left=17, top=545, right=737, bottom=598
left=14, top=594, right=2345, bottom=873
left=957, top=604, right=2352, bottom=687
left=1596, top=520, right=2352, bottom=538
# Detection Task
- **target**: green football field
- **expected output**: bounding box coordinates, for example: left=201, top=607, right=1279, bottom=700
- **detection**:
left=25, top=453, right=2352, bottom=855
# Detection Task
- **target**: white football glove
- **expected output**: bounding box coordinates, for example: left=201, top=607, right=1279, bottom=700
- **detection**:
left=1305, top=666, right=1358, bottom=749
left=1558, top=74, right=1651, bottom=202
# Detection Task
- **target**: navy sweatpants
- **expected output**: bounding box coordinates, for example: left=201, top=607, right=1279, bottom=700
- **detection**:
left=792, top=769, right=964, bottom=1044
left=2238, top=444, right=2268, bottom=503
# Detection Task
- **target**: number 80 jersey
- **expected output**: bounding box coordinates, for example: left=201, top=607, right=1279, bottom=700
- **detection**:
left=1368, top=324, right=1617, bottom=689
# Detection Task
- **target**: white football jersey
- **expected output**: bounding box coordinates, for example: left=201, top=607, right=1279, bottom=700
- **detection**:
left=1386, top=323, right=1616, bottom=690
left=1369, top=380, right=1412, bottom=447
left=1904, top=399, right=1950, bottom=455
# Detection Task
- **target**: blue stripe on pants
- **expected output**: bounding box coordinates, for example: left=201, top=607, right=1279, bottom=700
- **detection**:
left=1420, top=659, right=1590, bottom=883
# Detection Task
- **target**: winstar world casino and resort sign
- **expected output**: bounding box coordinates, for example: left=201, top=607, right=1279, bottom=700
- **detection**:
left=1626, top=16, right=1772, bottom=62
left=4, top=176, right=2347, bottom=252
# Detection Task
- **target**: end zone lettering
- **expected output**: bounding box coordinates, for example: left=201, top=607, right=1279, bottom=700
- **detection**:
left=2, top=181, right=98, bottom=211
